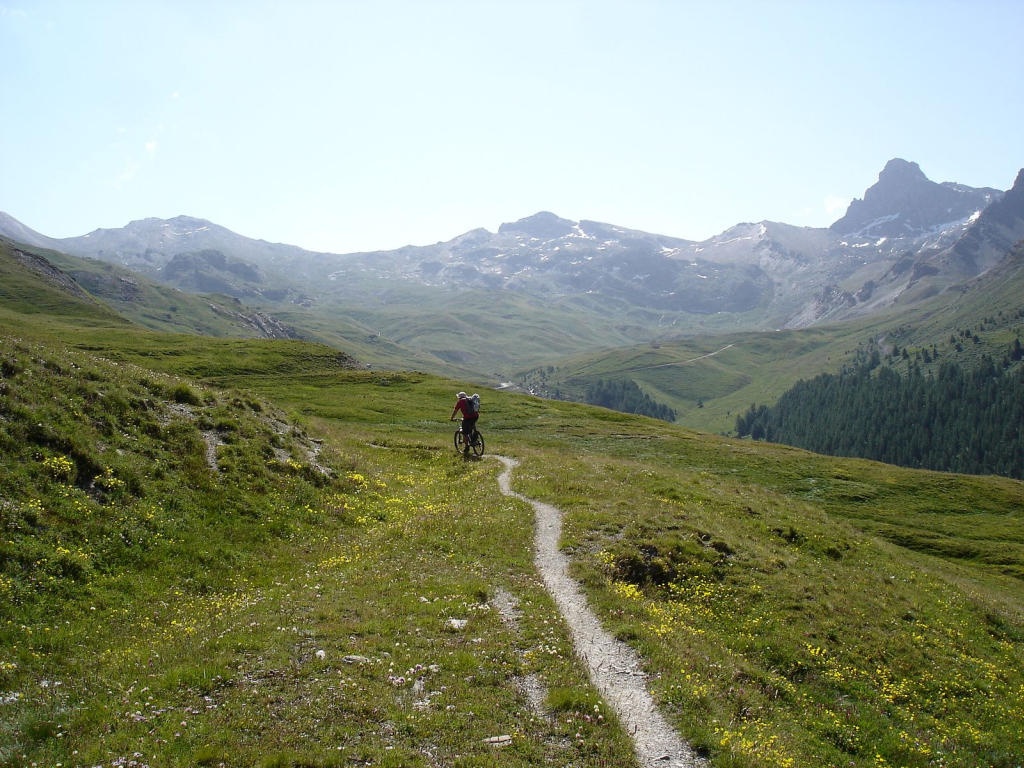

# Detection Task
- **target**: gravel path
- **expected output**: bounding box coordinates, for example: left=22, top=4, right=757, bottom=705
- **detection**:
left=493, top=455, right=708, bottom=768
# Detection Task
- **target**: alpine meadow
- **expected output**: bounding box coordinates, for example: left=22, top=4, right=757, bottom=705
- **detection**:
left=3, top=5, right=1024, bottom=757
left=3, top=152, right=1024, bottom=768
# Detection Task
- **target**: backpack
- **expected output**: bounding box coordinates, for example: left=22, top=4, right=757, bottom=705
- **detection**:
left=466, top=394, right=480, bottom=415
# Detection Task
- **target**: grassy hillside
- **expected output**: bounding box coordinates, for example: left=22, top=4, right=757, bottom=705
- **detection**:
left=514, top=418, right=1024, bottom=766
left=39, top=244, right=299, bottom=339
left=264, top=305, right=466, bottom=375
left=526, top=243, right=1024, bottom=434
left=0, top=331, right=636, bottom=767
left=171, top=341, right=1024, bottom=767
left=320, top=283, right=762, bottom=381
left=890, top=240, right=1024, bottom=366
left=0, top=238, right=127, bottom=326
left=4, top=234, right=473, bottom=376
left=518, top=326, right=858, bottom=434
left=2, top=309, right=1020, bottom=767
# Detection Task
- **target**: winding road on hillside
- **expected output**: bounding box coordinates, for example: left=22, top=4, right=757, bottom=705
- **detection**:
left=493, top=456, right=707, bottom=768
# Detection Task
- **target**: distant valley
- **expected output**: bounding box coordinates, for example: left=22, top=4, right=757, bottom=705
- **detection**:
left=3, top=157, right=1023, bottom=437
left=4, top=160, right=1019, bottom=336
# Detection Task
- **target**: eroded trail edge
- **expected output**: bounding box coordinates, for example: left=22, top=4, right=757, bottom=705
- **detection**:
left=493, top=456, right=707, bottom=768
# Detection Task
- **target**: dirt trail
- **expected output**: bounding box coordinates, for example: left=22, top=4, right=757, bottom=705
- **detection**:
left=624, top=343, right=735, bottom=372
left=493, top=455, right=707, bottom=768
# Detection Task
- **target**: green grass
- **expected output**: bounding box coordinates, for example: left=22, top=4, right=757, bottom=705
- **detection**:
left=261, top=304, right=457, bottom=374
left=0, top=330, right=636, bottom=767
left=2, top=307, right=1023, bottom=767
left=499, top=420, right=1023, bottom=766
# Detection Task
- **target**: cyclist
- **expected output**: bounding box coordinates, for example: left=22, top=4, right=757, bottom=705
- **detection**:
left=450, top=391, right=480, bottom=454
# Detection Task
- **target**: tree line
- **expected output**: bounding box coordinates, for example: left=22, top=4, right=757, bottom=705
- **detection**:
left=583, top=378, right=677, bottom=422
left=736, top=353, right=1024, bottom=479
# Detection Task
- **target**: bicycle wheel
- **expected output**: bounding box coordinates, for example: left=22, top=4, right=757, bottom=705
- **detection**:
left=471, top=430, right=485, bottom=457
left=454, top=428, right=464, bottom=452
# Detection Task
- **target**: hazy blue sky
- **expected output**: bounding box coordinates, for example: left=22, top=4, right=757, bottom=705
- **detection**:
left=2, top=0, right=1022, bottom=252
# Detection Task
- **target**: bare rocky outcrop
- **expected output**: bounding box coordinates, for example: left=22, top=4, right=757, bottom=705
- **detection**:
left=205, top=301, right=301, bottom=339
left=10, top=247, right=92, bottom=300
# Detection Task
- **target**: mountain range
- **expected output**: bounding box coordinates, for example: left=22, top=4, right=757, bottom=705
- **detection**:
left=2, top=158, right=1023, bottom=374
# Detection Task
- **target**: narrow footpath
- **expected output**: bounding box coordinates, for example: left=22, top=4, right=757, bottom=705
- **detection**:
left=493, top=456, right=708, bottom=768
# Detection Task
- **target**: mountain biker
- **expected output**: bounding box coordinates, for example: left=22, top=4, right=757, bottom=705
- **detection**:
left=450, top=391, right=480, bottom=453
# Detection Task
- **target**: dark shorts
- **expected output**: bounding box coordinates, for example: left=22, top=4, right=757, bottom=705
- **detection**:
left=461, top=415, right=478, bottom=435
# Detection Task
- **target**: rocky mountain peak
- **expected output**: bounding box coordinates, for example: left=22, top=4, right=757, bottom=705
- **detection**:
left=497, top=211, right=576, bottom=240
left=1012, top=167, right=1024, bottom=193
left=121, top=215, right=213, bottom=233
left=830, top=159, right=996, bottom=238
left=968, top=167, right=1024, bottom=230
left=878, top=158, right=928, bottom=185
left=167, top=214, right=214, bottom=228
left=921, top=167, right=1024, bottom=281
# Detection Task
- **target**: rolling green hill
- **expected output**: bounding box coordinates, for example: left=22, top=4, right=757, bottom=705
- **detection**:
left=40, top=243, right=301, bottom=340
left=518, top=326, right=860, bottom=433
left=312, top=280, right=762, bottom=380
left=0, top=237, right=127, bottom=326
left=2, top=290, right=1022, bottom=767
left=1, top=235, right=490, bottom=377
left=1, top=235, right=303, bottom=341
left=264, top=304, right=471, bottom=376
left=523, top=240, right=1024, bottom=435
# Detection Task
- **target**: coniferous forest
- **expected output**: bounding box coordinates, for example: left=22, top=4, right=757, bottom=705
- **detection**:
left=584, top=377, right=677, bottom=422
left=735, top=354, right=1024, bottom=479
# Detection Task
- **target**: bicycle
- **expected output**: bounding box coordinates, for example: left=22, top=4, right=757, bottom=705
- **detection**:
left=454, top=420, right=485, bottom=457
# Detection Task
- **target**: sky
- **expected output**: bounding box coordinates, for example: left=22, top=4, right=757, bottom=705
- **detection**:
left=2, top=0, right=1023, bottom=254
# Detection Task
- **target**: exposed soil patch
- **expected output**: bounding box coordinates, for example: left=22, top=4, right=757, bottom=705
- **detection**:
left=490, top=587, right=548, bottom=717
left=268, top=417, right=333, bottom=478
left=493, top=455, right=707, bottom=768
left=201, top=430, right=223, bottom=472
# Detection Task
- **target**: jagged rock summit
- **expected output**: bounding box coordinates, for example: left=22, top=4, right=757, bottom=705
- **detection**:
left=830, top=158, right=1000, bottom=238
left=931, top=165, right=1024, bottom=277
left=979, top=167, right=1024, bottom=229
